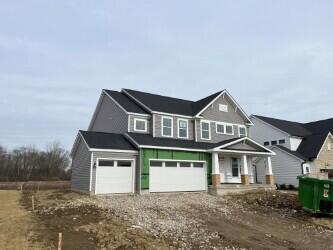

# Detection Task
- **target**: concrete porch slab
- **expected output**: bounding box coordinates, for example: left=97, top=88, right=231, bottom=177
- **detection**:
left=208, top=184, right=276, bottom=196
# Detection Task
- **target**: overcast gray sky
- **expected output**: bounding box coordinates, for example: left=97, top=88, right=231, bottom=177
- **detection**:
left=1, top=1, right=332, bottom=150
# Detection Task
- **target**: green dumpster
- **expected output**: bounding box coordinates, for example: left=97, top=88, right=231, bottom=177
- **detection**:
left=298, top=176, right=333, bottom=215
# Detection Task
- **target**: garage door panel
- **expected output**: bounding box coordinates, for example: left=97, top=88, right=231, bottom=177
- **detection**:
left=96, top=160, right=134, bottom=194
left=150, top=162, right=206, bottom=192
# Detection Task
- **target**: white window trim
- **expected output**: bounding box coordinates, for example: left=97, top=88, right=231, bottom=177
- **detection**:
left=200, top=120, right=211, bottom=140
left=177, top=118, right=188, bottom=139
left=224, top=122, right=234, bottom=135
left=238, top=125, right=247, bottom=137
left=134, top=118, right=147, bottom=132
left=215, top=122, right=225, bottom=134
left=161, top=116, right=173, bottom=137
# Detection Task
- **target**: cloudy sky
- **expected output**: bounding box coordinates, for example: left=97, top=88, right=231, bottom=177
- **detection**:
left=1, top=1, right=332, bottom=150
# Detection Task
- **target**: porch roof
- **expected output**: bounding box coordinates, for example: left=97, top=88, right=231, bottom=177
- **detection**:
left=126, top=133, right=274, bottom=155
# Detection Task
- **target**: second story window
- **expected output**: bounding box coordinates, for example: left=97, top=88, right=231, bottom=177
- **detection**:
left=134, top=118, right=147, bottom=132
left=201, top=121, right=211, bottom=140
left=162, top=116, right=173, bottom=137
left=178, top=119, right=188, bottom=138
left=225, top=124, right=234, bottom=135
left=239, top=126, right=246, bottom=137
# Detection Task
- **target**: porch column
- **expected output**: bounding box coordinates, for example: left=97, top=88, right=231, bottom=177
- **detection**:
left=265, top=156, right=274, bottom=185
left=241, top=154, right=250, bottom=185
left=212, top=152, right=220, bottom=186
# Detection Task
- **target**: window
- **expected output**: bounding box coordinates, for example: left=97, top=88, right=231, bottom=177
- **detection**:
left=150, top=161, right=163, bottom=167
left=239, top=126, right=246, bottom=137
left=231, top=158, right=239, bottom=177
left=98, top=160, right=114, bottom=167
left=216, top=123, right=225, bottom=134
left=279, top=139, right=286, bottom=144
left=201, top=121, right=210, bottom=140
left=178, top=119, right=188, bottom=138
left=165, top=161, right=177, bottom=167
left=179, top=162, right=191, bottom=167
left=117, top=161, right=132, bottom=167
left=225, top=124, right=234, bottom=135
left=162, top=117, right=173, bottom=137
left=193, top=162, right=204, bottom=168
left=219, top=104, right=228, bottom=112
left=134, top=118, right=147, bottom=132
left=264, top=141, right=270, bottom=146
left=271, top=140, right=277, bottom=145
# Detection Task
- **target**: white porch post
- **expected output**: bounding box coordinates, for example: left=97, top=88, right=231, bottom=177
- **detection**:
left=241, top=154, right=250, bottom=185
left=265, top=156, right=274, bottom=185
left=212, top=152, right=220, bottom=186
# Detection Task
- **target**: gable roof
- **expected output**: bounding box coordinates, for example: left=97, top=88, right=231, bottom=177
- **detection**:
left=79, top=131, right=137, bottom=151
left=103, top=90, right=148, bottom=114
left=273, top=145, right=307, bottom=160
left=253, top=115, right=312, bottom=137
left=296, top=132, right=330, bottom=159
left=303, top=118, right=333, bottom=135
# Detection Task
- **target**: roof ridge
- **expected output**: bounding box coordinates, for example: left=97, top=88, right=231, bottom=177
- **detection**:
left=254, top=115, right=304, bottom=125
left=304, top=117, right=333, bottom=125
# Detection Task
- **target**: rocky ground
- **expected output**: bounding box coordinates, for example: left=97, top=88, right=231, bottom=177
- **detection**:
left=18, top=190, right=333, bottom=249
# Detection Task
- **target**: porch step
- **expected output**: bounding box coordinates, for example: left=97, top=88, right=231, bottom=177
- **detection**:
left=208, top=184, right=276, bottom=196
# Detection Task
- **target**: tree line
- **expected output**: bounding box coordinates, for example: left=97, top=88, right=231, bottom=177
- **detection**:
left=0, top=142, right=71, bottom=182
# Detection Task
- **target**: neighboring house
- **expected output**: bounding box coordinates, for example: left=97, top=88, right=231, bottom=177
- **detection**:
left=250, top=115, right=333, bottom=186
left=70, top=89, right=274, bottom=195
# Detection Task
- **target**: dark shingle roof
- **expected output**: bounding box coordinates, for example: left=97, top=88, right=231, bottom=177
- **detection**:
left=104, top=90, right=148, bottom=114
left=122, top=88, right=223, bottom=116
left=126, top=132, right=218, bottom=150
left=303, top=118, right=333, bottom=135
left=80, top=131, right=137, bottom=151
left=274, top=145, right=307, bottom=160
left=296, top=133, right=329, bottom=159
left=126, top=133, right=269, bottom=152
left=253, top=115, right=312, bottom=137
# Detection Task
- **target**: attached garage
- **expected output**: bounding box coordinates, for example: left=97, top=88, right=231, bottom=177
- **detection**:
left=95, top=158, right=135, bottom=194
left=149, top=160, right=207, bottom=192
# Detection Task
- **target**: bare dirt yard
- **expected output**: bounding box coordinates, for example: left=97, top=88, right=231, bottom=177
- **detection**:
left=1, top=189, right=333, bottom=249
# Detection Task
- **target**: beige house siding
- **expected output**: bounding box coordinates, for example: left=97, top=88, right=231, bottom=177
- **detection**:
left=313, top=135, right=333, bottom=174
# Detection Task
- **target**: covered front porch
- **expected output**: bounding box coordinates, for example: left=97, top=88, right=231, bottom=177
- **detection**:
left=208, top=137, right=275, bottom=195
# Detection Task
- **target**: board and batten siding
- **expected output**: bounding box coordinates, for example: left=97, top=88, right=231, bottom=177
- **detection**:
left=71, top=138, right=91, bottom=192
left=90, top=93, right=128, bottom=133
left=250, top=116, right=290, bottom=148
left=128, top=115, right=151, bottom=134
left=90, top=151, right=139, bottom=193
left=256, top=148, right=303, bottom=186
left=153, top=114, right=194, bottom=140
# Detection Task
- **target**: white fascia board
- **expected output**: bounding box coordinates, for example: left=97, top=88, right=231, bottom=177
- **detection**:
left=213, top=136, right=275, bottom=154
left=122, top=89, right=153, bottom=113
left=249, top=115, right=291, bottom=137
left=127, top=112, right=150, bottom=117
left=316, top=132, right=333, bottom=159
left=271, top=146, right=304, bottom=162
left=139, top=145, right=207, bottom=152
left=152, top=111, right=193, bottom=119
left=210, top=149, right=275, bottom=156
left=89, top=148, right=138, bottom=154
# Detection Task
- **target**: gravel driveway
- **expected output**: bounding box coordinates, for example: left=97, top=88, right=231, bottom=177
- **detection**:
left=90, top=192, right=230, bottom=249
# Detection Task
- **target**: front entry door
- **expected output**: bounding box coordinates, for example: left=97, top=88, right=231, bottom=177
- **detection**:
left=220, top=157, right=241, bottom=183
left=230, top=157, right=241, bottom=183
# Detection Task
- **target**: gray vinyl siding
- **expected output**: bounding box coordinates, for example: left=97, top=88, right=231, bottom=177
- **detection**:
left=71, top=138, right=91, bottom=192
left=200, top=95, right=246, bottom=124
left=154, top=114, right=194, bottom=140
left=250, top=116, right=291, bottom=149
left=256, top=148, right=303, bottom=187
left=128, top=115, right=151, bottom=134
left=91, top=151, right=138, bottom=193
left=90, top=94, right=128, bottom=133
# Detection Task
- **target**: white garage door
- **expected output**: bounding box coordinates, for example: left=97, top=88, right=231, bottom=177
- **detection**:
left=149, top=160, right=206, bottom=192
left=95, top=159, right=134, bottom=194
